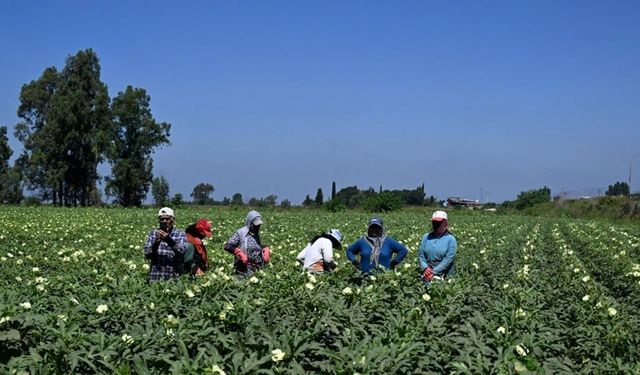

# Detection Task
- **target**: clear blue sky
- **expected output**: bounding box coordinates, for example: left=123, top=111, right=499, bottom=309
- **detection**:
left=1, top=1, right=639, bottom=204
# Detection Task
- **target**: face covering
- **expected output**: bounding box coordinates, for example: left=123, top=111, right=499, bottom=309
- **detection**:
left=432, top=219, right=448, bottom=236
left=366, top=225, right=385, bottom=267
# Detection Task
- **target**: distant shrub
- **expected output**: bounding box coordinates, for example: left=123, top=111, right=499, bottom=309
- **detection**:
left=23, top=196, right=41, bottom=206
left=363, top=191, right=403, bottom=212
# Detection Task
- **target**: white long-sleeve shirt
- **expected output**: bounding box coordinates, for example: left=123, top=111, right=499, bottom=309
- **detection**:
left=296, top=237, right=334, bottom=270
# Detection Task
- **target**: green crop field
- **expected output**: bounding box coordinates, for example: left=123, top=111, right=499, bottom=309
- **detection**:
left=1, top=206, right=640, bottom=374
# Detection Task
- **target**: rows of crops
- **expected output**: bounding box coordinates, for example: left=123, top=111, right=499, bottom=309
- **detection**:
left=1, top=206, right=640, bottom=373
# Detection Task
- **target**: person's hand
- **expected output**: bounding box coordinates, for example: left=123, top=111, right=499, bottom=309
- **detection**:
left=234, top=248, right=248, bottom=265
left=163, top=235, right=176, bottom=247
left=195, top=268, right=204, bottom=277
left=262, top=247, right=271, bottom=263
left=155, top=230, right=167, bottom=243
left=422, top=267, right=434, bottom=282
left=390, top=259, right=399, bottom=269
left=352, top=260, right=360, bottom=269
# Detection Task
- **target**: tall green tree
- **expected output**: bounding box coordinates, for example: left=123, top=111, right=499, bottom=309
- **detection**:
left=191, top=183, right=215, bottom=205
left=15, top=49, right=111, bottom=206
left=0, top=127, right=11, bottom=177
left=151, top=175, right=170, bottom=206
left=171, top=193, right=183, bottom=207
left=263, top=194, right=277, bottom=206
left=231, top=193, right=244, bottom=206
left=333, top=185, right=363, bottom=208
left=331, top=181, right=336, bottom=200
left=105, top=86, right=171, bottom=206
left=14, top=66, right=61, bottom=203
left=0, top=126, right=23, bottom=204
left=315, top=188, right=324, bottom=207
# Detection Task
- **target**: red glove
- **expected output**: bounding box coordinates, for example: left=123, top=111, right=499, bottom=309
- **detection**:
left=422, top=267, right=434, bottom=282
left=262, top=247, right=271, bottom=263
left=233, top=248, right=248, bottom=265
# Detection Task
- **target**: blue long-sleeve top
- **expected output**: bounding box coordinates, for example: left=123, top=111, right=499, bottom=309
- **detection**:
left=346, top=237, right=408, bottom=273
left=418, top=231, right=457, bottom=277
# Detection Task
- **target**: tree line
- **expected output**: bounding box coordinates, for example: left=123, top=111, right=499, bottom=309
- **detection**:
left=0, top=49, right=170, bottom=206
left=149, top=177, right=291, bottom=208
left=301, top=182, right=436, bottom=212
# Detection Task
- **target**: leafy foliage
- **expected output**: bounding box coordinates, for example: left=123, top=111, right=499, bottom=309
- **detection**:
left=247, top=195, right=278, bottom=207
left=606, top=181, right=629, bottom=197
left=191, top=183, right=215, bottom=205
left=231, top=193, right=244, bottom=206
left=326, top=185, right=426, bottom=210
left=503, top=186, right=552, bottom=210
left=106, top=86, right=171, bottom=207
left=362, top=191, right=404, bottom=212
left=16, top=49, right=111, bottom=206
left=14, top=49, right=169, bottom=207
left=1, top=208, right=639, bottom=373
left=302, top=194, right=314, bottom=207
left=0, top=126, right=23, bottom=204
left=314, top=188, right=324, bottom=207
left=171, top=193, right=184, bottom=207
left=151, top=176, right=170, bottom=207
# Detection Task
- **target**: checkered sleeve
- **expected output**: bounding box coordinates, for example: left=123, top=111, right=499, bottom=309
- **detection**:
left=170, top=230, right=187, bottom=254
left=143, top=229, right=158, bottom=258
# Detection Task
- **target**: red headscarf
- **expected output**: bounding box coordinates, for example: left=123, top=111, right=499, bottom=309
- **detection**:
left=186, top=233, right=209, bottom=270
left=187, top=219, right=212, bottom=271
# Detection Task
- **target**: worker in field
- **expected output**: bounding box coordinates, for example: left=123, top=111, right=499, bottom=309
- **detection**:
left=418, top=210, right=457, bottom=283
left=296, top=229, right=343, bottom=274
left=223, top=210, right=271, bottom=277
left=183, top=218, right=213, bottom=277
left=143, top=207, right=188, bottom=281
left=346, top=217, right=408, bottom=274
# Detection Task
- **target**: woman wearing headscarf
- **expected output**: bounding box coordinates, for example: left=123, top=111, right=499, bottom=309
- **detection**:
left=184, top=219, right=212, bottom=276
left=296, top=229, right=343, bottom=274
left=418, top=210, right=457, bottom=282
left=224, top=210, right=270, bottom=276
left=346, top=217, right=408, bottom=274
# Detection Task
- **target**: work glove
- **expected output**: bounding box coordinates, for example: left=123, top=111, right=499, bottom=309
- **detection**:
left=422, top=267, right=434, bottom=282
left=352, top=260, right=361, bottom=269
left=163, top=236, right=176, bottom=248
left=390, top=259, right=399, bottom=269
left=233, top=248, right=248, bottom=266
left=262, top=247, right=271, bottom=263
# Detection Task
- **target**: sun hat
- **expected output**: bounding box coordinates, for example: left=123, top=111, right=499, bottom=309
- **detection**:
left=158, top=207, right=174, bottom=218
left=195, top=219, right=212, bottom=237
left=252, top=216, right=263, bottom=226
left=326, top=229, right=343, bottom=249
left=431, top=210, right=448, bottom=221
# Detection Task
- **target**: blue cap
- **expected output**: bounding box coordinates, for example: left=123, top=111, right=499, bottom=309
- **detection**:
left=368, top=217, right=383, bottom=228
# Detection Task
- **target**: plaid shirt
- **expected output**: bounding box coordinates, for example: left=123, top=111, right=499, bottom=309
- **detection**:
left=143, top=228, right=187, bottom=281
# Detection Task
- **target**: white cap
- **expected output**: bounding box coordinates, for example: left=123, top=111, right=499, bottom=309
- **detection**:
left=431, top=210, right=448, bottom=221
left=328, top=229, right=343, bottom=243
left=158, top=207, right=175, bottom=218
